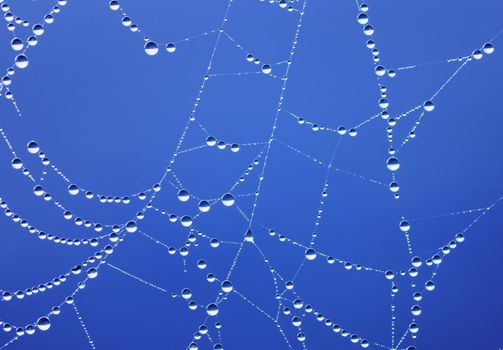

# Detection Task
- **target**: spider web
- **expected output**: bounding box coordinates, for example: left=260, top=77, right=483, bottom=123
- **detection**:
left=0, top=0, right=502, bottom=349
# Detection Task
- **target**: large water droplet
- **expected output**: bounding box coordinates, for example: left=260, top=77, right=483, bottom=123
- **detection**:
left=423, top=100, right=435, bottom=112
left=221, top=193, right=235, bottom=207
left=125, top=221, right=137, bottom=233
left=15, top=54, right=29, bottom=69
left=144, top=41, right=159, bottom=56
left=206, top=303, right=219, bottom=316
left=483, top=42, right=494, bottom=54
left=11, top=38, right=23, bottom=51
left=27, top=141, right=40, bottom=154
left=11, top=158, right=23, bottom=170
left=305, top=248, right=317, bottom=261
left=180, top=216, right=193, bottom=227
left=36, top=317, right=51, bottom=331
left=399, top=220, right=410, bottom=232
left=221, top=280, right=233, bottom=293
left=68, top=184, right=79, bottom=196
left=87, top=268, right=98, bottom=279
left=109, top=0, right=120, bottom=11
left=177, top=189, right=190, bottom=202
left=198, top=200, right=211, bottom=213
left=386, top=157, right=400, bottom=171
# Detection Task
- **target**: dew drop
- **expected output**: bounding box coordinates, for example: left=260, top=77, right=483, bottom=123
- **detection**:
left=386, top=157, right=400, bottom=171
left=305, top=248, right=317, bottom=261
left=206, top=136, right=217, bottom=146
left=399, top=220, right=410, bottom=232
left=125, top=221, right=137, bottom=233
left=33, top=24, right=44, bottom=36
left=180, top=216, right=193, bottom=227
left=261, top=64, right=272, bottom=74
left=375, top=65, right=385, bottom=77
left=11, top=158, right=23, bottom=170
left=389, top=182, right=399, bottom=193
left=33, top=185, right=44, bottom=196
left=27, top=141, right=40, bottom=154
left=15, top=54, right=29, bottom=69
left=177, top=189, right=190, bottom=202
left=206, top=303, right=219, bottom=316
left=357, top=13, right=368, bottom=25
left=36, top=317, right=51, bottom=331
left=221, top=193, right=235, bottom=207
left=87, top=268, right=98, bottom=279
left=166, top=43, right=176, bottom=53
left=423, top=100, right=435, bottom=112
left=221, top=280, right=233, bottom=293
left=472, top=49, right=483, bottom=60
left=482, top=42, right=494, bottom=54
left=144, top=41, right=159, bottom=56
left=181, top=288, right=192, bottom=299
left=109, top=0, right=120, bottom=10
left=10, top=38, right=23, bottom=51
left=198, top=200, right=211, bottom=213
left=68, top=184, right=79, bottom=196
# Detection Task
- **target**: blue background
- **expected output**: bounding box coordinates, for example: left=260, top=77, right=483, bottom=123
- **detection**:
left=0, top=0, right=502, bottom=349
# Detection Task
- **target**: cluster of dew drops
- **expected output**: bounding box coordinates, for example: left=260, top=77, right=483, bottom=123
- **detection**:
left=0, top=0, right=499, bottom=347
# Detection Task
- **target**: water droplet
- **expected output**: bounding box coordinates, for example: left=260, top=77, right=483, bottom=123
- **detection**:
left=375, top=65, right=385, bottom=77
left=177, top=189, right=190, bottom=202
left=33, top=24, right=44, bottom=36
left=305, top=248, right=317, bottom=261
left=261, top=64, right=272, bottom=74
left=206, top=136, right=217, bottom=146
left=166, top=43, right=176, bottom=53
left=482, top=42, right=494, bottom=55
left=425, top=280, right=435, bottom=291
left=27, top=141, right=39, bottom=154
left=206, top=303, right=219, bottom=316
left=363, top=25, right=374, bottom=36
left=197, top=259, right=207, bottom=269
left=28, top=36, right=38, bottom=46
left=385, top=270, right=395, bottom=280
left=399, top=220, right=410, bottom=232
left=221, top=193, right=235, bottom=206
left=409, top=323, right=419, bottom=334
left=386, top=157, right=400, bottom=171
left=109, top=0, right=120, bottom=10
left=33, top=185, right=44, bottom=196
left=244, top=228, right=254, bottom=242
left=411, top=305, right=422, bottom=316
left=10, top=38, right=23, bottom=51
left=357, top=13, right=368, bottom=25
left=36, top=317, right=51, bottom=331
left=68, top=184, right=79, bottom=196
left=15, top=54, right=29, bottom=69
left=87, top=268, right=98, bottom=279
left=125, top=221, right=137, bottom=233
left=11, top=158, right=23, bottom=170
left=472, top=49, right=483, bottom=60
left=389, top=182, right=399, bottom=192
left=181, top=288, right=192, bottom=299
left=122, top=17, right=132, bottom=27
left=423, top=100, right=435, bottom=112
left=180, top=216, right=193, bottom=227
left=221, top=280, right=233, bottom=293
left=198, top=200, right=211, bottom=213
left=144, top=41, right=158, bottom=56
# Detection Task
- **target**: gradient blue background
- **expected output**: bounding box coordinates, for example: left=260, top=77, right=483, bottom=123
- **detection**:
left=0, top=0, right=502, bottom=349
